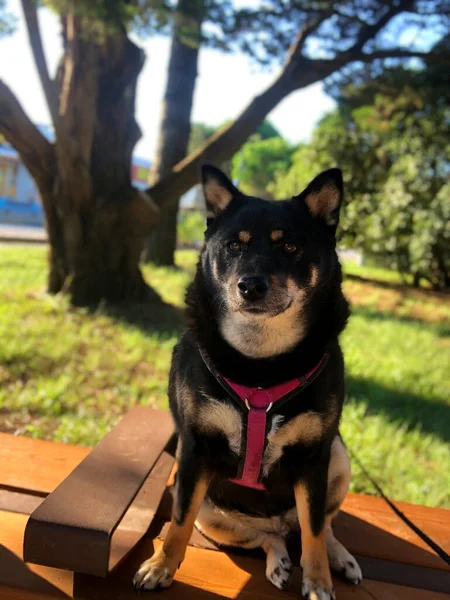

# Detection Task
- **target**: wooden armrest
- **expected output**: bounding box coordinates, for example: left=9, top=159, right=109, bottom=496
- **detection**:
left=23, top=407, right=176, bottom=577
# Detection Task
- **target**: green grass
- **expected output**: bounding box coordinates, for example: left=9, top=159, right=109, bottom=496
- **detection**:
left=1, top=245, right=449, bottom=508
left=342, top=260, right=410, bottom=284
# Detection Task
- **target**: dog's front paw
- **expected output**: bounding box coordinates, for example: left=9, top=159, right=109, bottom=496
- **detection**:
left=266, top=554, right=293, bottom=590
left=133, top=551, right=178, bottom=591
left=327, top=537, right=362, bottom=585
left=332, top=554, right=362, bottom=585
left=301, top=577, right=335, bottom=600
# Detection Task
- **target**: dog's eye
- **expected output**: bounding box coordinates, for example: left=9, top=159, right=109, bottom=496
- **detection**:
left=228, top=241, right=242, bottom=253
left=284, top=243, right=297, bottom=253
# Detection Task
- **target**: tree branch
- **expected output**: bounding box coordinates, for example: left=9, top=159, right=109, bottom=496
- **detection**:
left=0, top=80, right=55, bottom=189
left=340, top=0, right=414, bottom=57
left=327, top=49, right=450, bottom=68
left=353, top=50, right=450, bottom=65
left=146, top=64, right=324, bottom=207
left=20, top=0, right=58, bottom=124
left=145, top=7, right=341, bottom=207
left=333, top=7, right=369, bottom=27
left=286, top=7, right=335, bottom=62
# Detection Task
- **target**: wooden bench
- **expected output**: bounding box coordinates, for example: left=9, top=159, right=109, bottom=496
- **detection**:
left=1, top=407, right=449, bottom=599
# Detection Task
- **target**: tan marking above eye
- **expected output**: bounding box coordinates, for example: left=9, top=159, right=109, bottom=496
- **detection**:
left=270, top=229, right=284, bottom=242
left=238, top=230, right=251, bottom=243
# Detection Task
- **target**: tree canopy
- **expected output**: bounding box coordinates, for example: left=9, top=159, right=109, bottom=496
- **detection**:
left=147, top=0, right=450, bottom=208
left=271, top=64, right=450, bottom=289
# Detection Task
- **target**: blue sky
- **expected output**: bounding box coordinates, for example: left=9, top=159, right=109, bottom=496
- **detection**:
left=0, top=0, right=335, bottom=160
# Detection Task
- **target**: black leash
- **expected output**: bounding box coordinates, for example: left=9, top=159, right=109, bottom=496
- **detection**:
left=346, top=444, right=450, bottom=566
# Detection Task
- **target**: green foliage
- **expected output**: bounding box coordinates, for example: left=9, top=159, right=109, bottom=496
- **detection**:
left=177, top=210, right=205, bottom=245
left=43, top=0, right=172, bottom=35
left=188, top=122, right=216, bottom=154
left=1, top=245, right=449, bottom=507
left=188, top=120, right=281, bottom=180
left=189, top=119, right=280, bottom=152
left=253, top=120, right=281, bottom=140
left=232, top=136, right=295, bottom=198
left=272, top=66, right=450, bottom=289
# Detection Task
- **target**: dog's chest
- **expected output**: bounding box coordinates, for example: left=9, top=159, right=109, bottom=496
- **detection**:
left=196, top=399, right=324, bottom=476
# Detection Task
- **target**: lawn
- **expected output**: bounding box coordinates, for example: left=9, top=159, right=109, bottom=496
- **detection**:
left=1, top=245, right=449, bottom=508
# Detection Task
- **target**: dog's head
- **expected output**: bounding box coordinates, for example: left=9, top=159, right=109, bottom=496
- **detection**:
left=199, top=164, right=345, bottom=358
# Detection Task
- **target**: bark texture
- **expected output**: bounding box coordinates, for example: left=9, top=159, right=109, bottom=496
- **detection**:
left=143, top=0, right=203, bottom=266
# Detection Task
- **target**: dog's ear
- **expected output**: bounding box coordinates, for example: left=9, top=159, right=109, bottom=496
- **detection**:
left=293, top=168, right=343, bottom=231
left=202, top=164, right=238, bottom=222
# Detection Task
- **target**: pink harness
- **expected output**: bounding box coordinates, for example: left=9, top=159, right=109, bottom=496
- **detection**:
left=199, top=349, right=328, bottom=491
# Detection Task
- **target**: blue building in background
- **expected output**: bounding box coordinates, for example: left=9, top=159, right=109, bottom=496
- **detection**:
left=0, top=133, right=45, bottom=226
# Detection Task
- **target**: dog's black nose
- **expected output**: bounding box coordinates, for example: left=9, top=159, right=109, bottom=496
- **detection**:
left=238, top=275, right=269, bottom=301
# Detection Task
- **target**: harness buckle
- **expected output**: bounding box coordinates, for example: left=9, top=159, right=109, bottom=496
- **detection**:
left=244, top=399, right=273, bottom=413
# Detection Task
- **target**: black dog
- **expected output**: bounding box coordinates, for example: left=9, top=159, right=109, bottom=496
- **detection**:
left=134, top=165, right=362, bottom=599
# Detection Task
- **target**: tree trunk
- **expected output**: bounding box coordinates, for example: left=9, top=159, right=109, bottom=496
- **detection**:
left=142, top=0, right=203, bottom=266
left=53, top=21, right=158, bottom=305
left=144, top=200, right=180, bottom=266
left=1, top=17, right=159, bottom=307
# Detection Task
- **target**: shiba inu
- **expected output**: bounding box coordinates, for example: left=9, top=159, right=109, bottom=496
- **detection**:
left=134, top=165, right=362, bottom=599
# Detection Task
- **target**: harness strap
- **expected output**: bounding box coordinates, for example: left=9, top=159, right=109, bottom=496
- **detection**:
left=198, top=347, right=329, bottom=489
left=231, top=407, right=268, bottom=490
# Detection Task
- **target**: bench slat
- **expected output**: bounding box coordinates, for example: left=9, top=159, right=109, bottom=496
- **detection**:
left=24, top=408, right=175, bottom=577
left=0, top=433, right=90, bottom=495
left=0, top=490, right=43, bottom=515
left=336, top=494, right=450, bottom=572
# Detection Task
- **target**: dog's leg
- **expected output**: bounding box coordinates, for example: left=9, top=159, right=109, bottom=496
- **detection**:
left=325, top=437, right=362, bottom=585
left=294, top=464, right=335, bottom=600
left=133, top=445, right=209, bottom=591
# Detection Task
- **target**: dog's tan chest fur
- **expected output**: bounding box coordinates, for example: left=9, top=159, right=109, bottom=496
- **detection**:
left=262, top=412, right=325, bottom=476
left=195, top=398, right=243, bottom=455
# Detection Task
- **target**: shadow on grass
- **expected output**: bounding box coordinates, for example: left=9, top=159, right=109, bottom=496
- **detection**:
left=103, top=295, right=185, bottom=338
left=351, top=305, right=450, bottom=337
left=346, top=376, right=450, bottom=444
left=345, top=273, right=450, bottom=299
left=1, top=351, right=73, bottom=383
